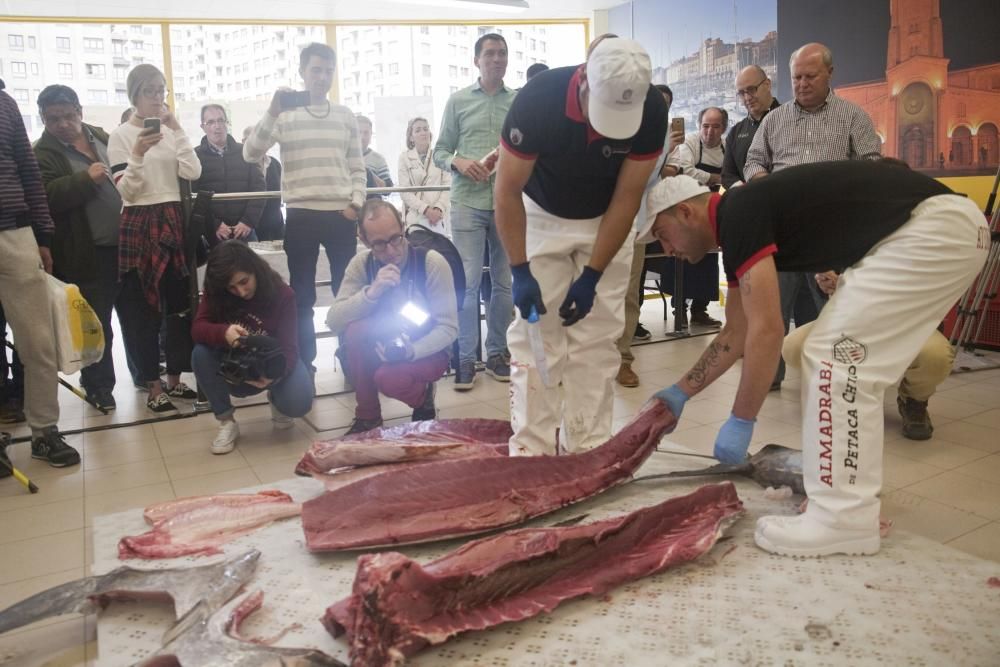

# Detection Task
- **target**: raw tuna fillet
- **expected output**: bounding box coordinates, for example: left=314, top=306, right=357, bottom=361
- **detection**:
left=302, top=398, right=677, bottom=552
left=324, top=482, right=744, bottom=666
left=143, top=490, right=293, bottom=525
left=295, top=419, right=511, bottom=476
left=120, top=494, right=302, bottom=559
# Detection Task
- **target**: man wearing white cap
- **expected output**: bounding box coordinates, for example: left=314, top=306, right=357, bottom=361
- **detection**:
left=494, top=38, right=667, bottom=456
left=645, top=161, right=987, bottom=557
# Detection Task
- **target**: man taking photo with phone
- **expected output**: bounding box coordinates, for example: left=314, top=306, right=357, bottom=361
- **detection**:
left=244, top=42, right=367, bottom=374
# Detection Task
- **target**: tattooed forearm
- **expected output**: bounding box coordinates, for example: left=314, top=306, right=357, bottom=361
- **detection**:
left=685, top=341, right=731, bottom=389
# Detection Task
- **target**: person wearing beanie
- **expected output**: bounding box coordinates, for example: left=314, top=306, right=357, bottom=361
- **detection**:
left=494, top=37, right=667, bottom=457
left=108, top=63, right=202, bottom=413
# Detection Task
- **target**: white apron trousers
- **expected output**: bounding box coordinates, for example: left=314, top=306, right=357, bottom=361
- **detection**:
left=509, top=195, right=634, bottom=456
left=798, top=194, right=988, bottom=531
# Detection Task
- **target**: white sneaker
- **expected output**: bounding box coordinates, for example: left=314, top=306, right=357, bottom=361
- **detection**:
left=754, top=513, right=880, bottom=557
left=211, top=419, right=240, bottom=455
left=270, top=402, right=294, bottom=430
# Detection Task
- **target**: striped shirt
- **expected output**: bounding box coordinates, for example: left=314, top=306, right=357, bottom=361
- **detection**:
left=0, top=87, right=54, bottom=243
left=243, top=103, right=366, bottom=212
left=743, top=90, right=881, bottom=180
left=433, top=79, right=516, bottom=211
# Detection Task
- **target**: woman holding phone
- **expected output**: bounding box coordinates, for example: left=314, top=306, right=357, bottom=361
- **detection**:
left=108, top=64, right=202, bottom=413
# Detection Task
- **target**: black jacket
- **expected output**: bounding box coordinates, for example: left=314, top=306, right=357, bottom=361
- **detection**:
left=193, top=134, right=265, bottom=229
left=33, top=124, right=116, bottom=283
left=257, top=157, right=284, bottom=241
left=721, top=97, right=781, bottom=189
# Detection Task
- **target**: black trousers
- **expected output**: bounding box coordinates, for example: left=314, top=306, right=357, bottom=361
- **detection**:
left=75, top=246, right=125, bottom=393
left=117, top=268, right=193, bottom=383
left=0, top=303, right=24, bottom=401
left=284, top=208, right=358, bottom=366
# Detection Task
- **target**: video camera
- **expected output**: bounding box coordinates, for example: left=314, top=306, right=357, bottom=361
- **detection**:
left=382, top=301, right=430, bottom=362
left=218, top=335, right=286, bottom=385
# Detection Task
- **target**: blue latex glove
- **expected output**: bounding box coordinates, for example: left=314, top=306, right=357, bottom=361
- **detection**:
left=654, top=384, right=689, bottom=420
left=558, top=266, right=602, bottom=326
left=714, top=414, right=756, bottom=464
left=511, top=262, right=545, bottom=320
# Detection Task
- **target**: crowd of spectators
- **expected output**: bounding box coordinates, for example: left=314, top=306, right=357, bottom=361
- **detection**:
left=0, top=33, right=953, bottom=470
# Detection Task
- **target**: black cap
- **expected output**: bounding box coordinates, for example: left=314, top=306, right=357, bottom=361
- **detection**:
left=37, top=85, right=81, bottom=113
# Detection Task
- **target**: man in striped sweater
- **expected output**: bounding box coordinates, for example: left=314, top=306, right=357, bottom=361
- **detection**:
left=244, top=42, right=367, bottom=371
left=0, top=79, right=80, bottom=472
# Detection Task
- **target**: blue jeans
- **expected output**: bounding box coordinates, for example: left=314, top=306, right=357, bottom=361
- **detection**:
left=776, top=271, right=828, bottom=383
left=191, top=344, right=314, bottom=419
left=450, top=204, right=512, bottom=364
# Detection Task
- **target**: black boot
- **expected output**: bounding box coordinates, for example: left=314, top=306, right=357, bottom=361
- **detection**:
left=412, top=382, right=437, bottom=422
left=346, top=416, right=383, bottom=436
left=897, top=396, right=933, bottom=440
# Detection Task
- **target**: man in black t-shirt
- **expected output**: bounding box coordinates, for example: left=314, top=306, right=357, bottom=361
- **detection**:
left=495, top=38, right=667, bottom=457
left=644, top=161, right=988, bottom=557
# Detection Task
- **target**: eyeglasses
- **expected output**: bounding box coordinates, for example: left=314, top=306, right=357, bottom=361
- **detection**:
left=201, top=118, right=229, bottom=127
left=368, top=233, right=405, bottom=252
left=140, top=87, right=168, bottom=99
left=736, top=78, right=768, bottom=98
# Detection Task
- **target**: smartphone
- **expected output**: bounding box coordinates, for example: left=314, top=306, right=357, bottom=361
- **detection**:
left=278, top=90, right=312, bottom=110
left=142, top=117, right=161, bottom=134
left=670, top=117, right=685, bottom=134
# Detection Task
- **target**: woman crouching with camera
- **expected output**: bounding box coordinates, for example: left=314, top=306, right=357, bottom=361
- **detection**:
left=192, top=241, right=314, bottom=454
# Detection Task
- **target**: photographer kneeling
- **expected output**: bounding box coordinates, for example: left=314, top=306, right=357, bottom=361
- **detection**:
left=327, top=200, right=457, bottom=434
left=192, top=241, right=314, bottom=454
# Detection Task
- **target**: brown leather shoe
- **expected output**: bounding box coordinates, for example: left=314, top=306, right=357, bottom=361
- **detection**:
left=616, top=363, right=640, bottom=388
left=690, top=311, right=722, bottom=327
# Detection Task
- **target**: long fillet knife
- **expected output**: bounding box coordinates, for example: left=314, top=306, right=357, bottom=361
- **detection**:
left=527, top=305, right=551, bottom=387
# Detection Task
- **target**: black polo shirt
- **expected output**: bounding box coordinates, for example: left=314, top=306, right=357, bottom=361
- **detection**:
left=721, top=97, right=780, bottom=189
left=713, top=160, right=953, bottom=286
left=500, top=65, right=667, bottom=220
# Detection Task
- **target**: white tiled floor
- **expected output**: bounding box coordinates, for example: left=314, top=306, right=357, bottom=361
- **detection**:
left=2, top=303, right=1000, bottom=665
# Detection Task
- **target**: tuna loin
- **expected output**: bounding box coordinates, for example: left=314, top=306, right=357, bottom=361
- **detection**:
left=324, top=482, right=744, bottom=666
left=120, top=493, right=302, bottom=559
left=295, top=418, right=511, bottom=476
left=302, top=398, right=677, bottom=551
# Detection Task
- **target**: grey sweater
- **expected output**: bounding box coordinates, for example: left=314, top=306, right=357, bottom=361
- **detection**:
left=326, top=248, right=458, bottom=360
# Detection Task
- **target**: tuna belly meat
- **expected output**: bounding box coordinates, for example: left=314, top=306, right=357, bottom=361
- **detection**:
left=302, top=399, right=678, bottom=552
left=324, top=482, right=744, bottom=666
left=295, top=419, right=511, bottom=476
left=143, top=491, right=294, bottom=525
left=120, top=497, right=302, bottom=559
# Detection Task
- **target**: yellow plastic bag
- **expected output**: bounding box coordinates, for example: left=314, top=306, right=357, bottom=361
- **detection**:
left=46, top=275, right=105, bottom=374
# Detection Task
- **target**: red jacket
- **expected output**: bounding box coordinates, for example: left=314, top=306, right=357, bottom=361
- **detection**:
left=192, top=283, right=299, bottom=374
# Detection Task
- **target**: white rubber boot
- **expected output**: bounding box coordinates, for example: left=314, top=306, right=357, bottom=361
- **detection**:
left=754, top=512, right=880, bottom=557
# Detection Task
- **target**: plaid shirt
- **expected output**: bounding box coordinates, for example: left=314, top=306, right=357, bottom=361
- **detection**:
left=743, top=90, right=881, bottom=180
left=0, top=84, right=54, bottom=244
left=118, top=202, right=188, bottom=310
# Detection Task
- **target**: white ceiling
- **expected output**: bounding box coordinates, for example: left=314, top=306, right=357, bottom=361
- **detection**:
left=4, top=0, right=626, bottom=22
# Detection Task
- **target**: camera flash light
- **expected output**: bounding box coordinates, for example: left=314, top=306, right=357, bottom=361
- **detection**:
left=400, top=301, right=429, bottom=326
